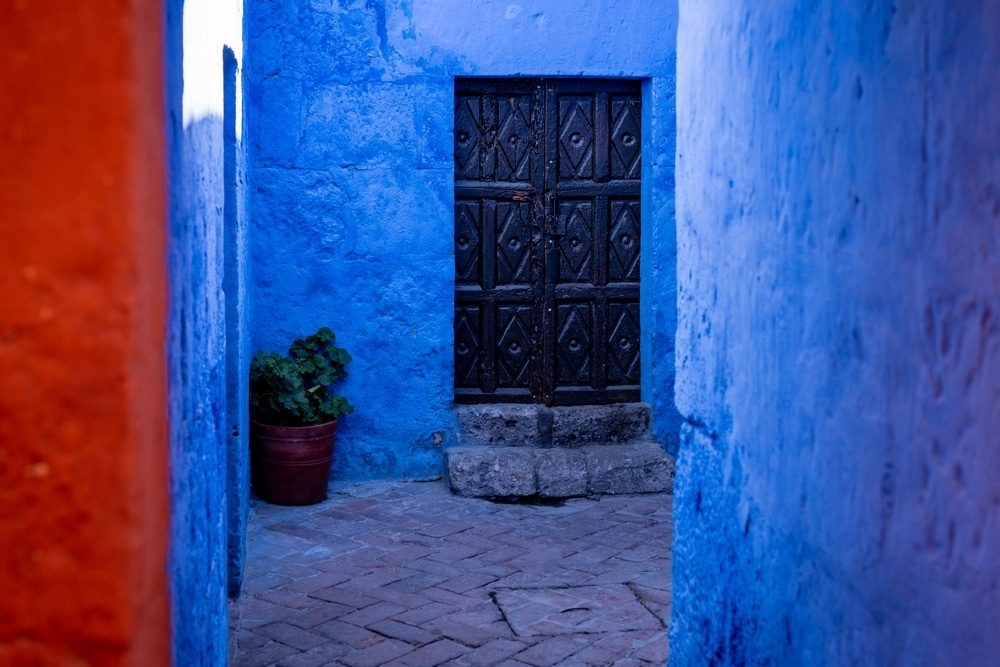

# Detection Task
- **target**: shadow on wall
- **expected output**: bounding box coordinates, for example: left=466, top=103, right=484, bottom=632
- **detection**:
left=168, top=112, right=229, bottom=667
left=670, top=1, right=1000, bottom=665
left=167, top=52, right=253, bottom=666
left=166, top=0, right=251, bottom=659
left=222, top=44, right=251, bottom=600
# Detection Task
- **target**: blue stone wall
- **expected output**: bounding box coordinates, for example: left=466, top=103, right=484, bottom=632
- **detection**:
left=673, top=1, right=1000, bottom=664
left=246, top=0, right=682, bottom=479
left=166, top=0, right=248, bottom=662
left=223, top=43, right=253, bottom=599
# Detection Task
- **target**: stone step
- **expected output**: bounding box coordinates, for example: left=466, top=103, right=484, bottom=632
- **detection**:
left=444, top=441, right=674, bottom=499
left=446, top=403, right=673, bottom=499
left=456, top=402, right=653, bottom=448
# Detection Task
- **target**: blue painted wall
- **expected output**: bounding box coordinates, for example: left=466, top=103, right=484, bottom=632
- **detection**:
left=166, top=0, right=248, bottom=663
left=223, top=42, right=253, bottom=599
left=672, top=1, right=1000, bottom=664
left=246, top=0, right=682, bottom=480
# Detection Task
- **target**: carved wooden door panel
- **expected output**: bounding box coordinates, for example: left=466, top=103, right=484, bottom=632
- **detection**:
left=454, top=78, right=641, bottom=406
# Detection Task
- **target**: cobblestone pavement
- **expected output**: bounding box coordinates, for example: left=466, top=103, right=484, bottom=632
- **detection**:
left=232, top=480, right=672, bottom=667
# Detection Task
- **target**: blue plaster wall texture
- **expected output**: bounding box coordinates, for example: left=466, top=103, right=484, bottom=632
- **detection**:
left=673, top=1, right=1000, bottom=664
left=223, top=44, right=253, bottom=599
left=166, top=1, right=249, bottom=663
left=247, top=0, right=682, bottom=481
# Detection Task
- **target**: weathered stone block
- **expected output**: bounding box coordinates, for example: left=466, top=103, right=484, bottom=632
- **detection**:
left=551, top=403, right=651, bottom=447
left=455, top=405, right=549, bottom=447
left=586, top=442, right=674, bottom=495
left=444, top=446, right=537, bottom=497
left=493, top=585, right=660, bottom=636
left=536, top=449, right=589, bottom=498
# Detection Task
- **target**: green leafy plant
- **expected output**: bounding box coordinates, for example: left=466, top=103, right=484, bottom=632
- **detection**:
left=250, top=327, right=354, bottom=426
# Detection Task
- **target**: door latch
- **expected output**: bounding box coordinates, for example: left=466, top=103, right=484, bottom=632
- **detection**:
left=553, top=214, right=567, bottom=236
left=544, top=191, right=566, bottom=237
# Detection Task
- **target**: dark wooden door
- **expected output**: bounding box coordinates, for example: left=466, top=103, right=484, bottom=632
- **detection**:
left=454, top=78, right=641, bottom=405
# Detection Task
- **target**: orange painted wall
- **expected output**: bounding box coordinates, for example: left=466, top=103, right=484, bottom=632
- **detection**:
left=0, top=1, right=171, bottom=664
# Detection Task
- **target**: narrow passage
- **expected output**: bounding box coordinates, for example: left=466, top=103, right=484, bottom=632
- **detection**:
left=233, top=480, right=672, bottom=666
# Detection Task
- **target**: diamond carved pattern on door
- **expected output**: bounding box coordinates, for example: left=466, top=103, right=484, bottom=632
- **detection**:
left=454, top=95, right=483, bottom=180
left=558, top=201, right=594, bottom=283
left=559, top=97, right=596, bottom=180
left=496, top=96, right=534, bottom=182
left=607, top=302, right=641, bottom=385
left=610, top=96, right=642, bottom=180
left=556, top=303, right=593, bottom=385
left=455, top=201, right=481, bottom=284
left=497, top=305, right=533, bottom=388
left=496, top=202, right=532, bottom=285
left=609, top=200, right=640, bottom=282
left=454, top=305, right=483, bottom=387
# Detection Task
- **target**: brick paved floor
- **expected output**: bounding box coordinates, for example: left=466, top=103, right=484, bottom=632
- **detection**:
left=231, top=480, right=672, bottom=666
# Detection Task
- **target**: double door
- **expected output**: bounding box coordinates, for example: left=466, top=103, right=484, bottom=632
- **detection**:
left=454, top=78, right=641, bottom=405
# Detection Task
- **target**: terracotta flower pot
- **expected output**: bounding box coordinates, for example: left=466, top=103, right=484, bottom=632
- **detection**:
left=251, top=419, right=339, bottom=505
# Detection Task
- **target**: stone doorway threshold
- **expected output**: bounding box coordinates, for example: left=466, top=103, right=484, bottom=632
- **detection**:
left=445, top=403, right=674, bottom=499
